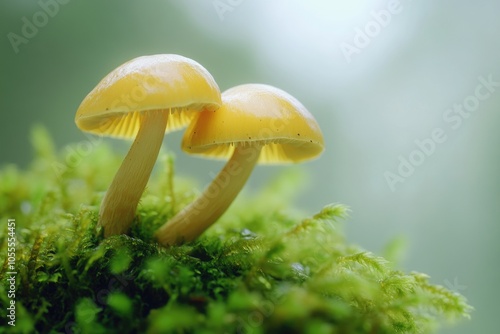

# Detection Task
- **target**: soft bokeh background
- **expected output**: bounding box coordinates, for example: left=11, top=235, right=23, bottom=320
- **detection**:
left=1, top=0, right=498, bottom=332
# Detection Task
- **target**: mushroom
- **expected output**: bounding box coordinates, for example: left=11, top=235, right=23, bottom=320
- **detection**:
left=155, top=84, right=324, bottom=246
left=75, top=54, right=221, bottom=237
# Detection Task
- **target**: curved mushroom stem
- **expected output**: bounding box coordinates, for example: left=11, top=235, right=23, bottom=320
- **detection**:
left=155, top=144, right=262, bottom=246
left=99, top=110, right=168, bottom=237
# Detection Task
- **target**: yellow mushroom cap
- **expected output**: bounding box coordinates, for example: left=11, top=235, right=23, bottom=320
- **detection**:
left=75, top=54, right=221, bottom=138
left=182, top=84, right=324, bottom=163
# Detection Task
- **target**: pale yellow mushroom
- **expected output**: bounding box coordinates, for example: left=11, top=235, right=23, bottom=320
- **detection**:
left=75, top=54, right=221, bottom=237
left=155, top=84, right=324, bottom=246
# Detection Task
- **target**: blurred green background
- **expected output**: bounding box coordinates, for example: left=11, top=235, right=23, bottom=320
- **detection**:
left=1, top=0, right=498, bottom=332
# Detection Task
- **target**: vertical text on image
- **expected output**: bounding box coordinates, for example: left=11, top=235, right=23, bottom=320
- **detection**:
left=6, top=218, right=17, bottom=327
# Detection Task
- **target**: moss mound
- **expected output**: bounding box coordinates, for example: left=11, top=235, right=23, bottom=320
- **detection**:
left=0, top=127, right=471, bottom=333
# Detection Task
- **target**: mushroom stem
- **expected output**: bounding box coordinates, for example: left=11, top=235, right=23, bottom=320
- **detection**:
left=155, top=144, right=262, bottom=246
left=99, top=110, right=168, bottom=236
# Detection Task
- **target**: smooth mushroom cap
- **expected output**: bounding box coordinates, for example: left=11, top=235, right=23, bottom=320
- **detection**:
left=75, top=54, right=221, bottom=137
left=155, top=84, right=324, bottom=246
left=74, top=54, right=221, bottom=237
left=182, top=83, right=324, bottom=162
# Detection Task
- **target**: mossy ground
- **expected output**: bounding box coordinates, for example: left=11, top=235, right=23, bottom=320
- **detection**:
left=0, top=127, right=471, bottom=333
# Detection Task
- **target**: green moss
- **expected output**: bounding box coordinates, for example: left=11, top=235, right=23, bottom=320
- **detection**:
left=0, top=127, right=472, bottom=333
